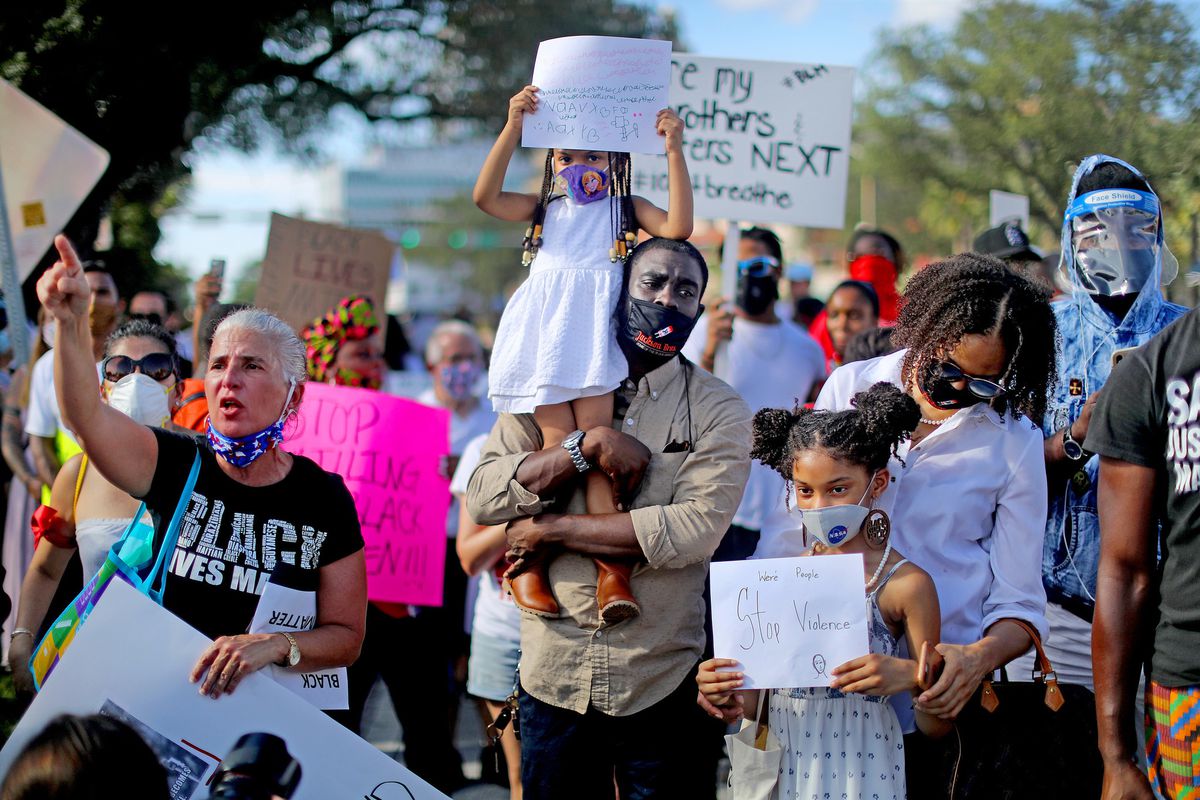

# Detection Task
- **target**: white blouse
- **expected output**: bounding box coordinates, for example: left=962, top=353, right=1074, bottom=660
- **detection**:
left=757, top=348, right=1048, bottom=647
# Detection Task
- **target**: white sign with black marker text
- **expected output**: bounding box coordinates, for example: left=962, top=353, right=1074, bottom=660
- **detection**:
left=710, top=554, right=869, bottom=689
left=635, top=54, right=855, bottom=228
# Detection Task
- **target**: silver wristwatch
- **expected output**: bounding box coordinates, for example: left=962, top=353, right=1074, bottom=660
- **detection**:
left=561, top=429, right=590, bottom=473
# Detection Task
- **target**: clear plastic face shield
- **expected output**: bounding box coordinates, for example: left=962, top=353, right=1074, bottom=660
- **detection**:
left=1065, top=189, right=1176, bottom=296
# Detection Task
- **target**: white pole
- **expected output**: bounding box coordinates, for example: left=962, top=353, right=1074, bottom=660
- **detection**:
left=712, top=219, right=740, bottom=380
left=0, top=158, right=31, bottom=365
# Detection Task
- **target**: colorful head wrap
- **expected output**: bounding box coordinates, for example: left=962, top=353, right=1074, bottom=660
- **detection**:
left=301, top=295, right=381, bottom=388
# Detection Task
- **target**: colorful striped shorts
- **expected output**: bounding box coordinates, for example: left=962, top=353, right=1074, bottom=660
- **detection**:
left=1148, top=680, right=1200, bottom=799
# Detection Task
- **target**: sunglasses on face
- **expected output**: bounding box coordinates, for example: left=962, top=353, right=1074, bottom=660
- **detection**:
left=932, top=361, right=1007, bottom=400
left=737, top=256, right=780, bottom=277
left=102, top=353, right=175, bottom=383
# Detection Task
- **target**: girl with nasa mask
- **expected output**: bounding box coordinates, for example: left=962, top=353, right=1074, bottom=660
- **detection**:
left=474, top=84, right=693, bottom=621
left=697, top=382, right=948, bottom=800
left=9, top=320, right=182, bottom=696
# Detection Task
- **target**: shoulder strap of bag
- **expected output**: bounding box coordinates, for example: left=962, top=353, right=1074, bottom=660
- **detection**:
left=146, top=450, right=203, bottom=604
left=981, top=618, right=1065, bottom=713
left=73, top=455, right=89, bottom=515
left=754, top=690, right=772, bottom=750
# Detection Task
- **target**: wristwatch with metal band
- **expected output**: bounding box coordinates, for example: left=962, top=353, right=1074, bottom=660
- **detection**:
left=1062, top=426, right=1086, bottom=461
left=278, top=632, right=301, bottom=667
left=561, top=429, right=590, bottom=473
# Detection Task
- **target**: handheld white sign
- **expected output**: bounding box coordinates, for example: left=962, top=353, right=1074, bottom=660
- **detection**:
left=711, top=554, right=869, bottom=689
left=634, top=55, right=855, bottom=228
left=523, top=36, right=672, bottom=155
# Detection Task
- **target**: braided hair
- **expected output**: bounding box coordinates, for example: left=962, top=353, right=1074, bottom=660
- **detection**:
left=751, top=382, right=920, bottom=502
left=892, top=252, right=1057, bottom=422
left=522, top=150, right=638, bottom=266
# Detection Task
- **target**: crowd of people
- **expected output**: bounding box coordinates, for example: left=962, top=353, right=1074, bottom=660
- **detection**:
left=0, top=81, right=1192, bottom=800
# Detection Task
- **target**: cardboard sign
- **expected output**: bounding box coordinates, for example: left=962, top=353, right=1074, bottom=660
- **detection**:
left=989, top=189, right=1030, bottom=230
left=0, top=581, right=448, bottom=800
left=523, top=36, right=672, bottom=155
left=710, top=554, right=869, bottom=689
left=286, top=382, right=450, bottom=606
left=249, top=579, right=347, bottom=710
left=634, top=55, right=855, bottom=228
left=255, top=213, right=394, bottom=336
left=0, top=79, right=110, bottom=281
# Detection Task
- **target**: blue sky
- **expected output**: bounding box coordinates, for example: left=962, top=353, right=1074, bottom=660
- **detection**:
left=153, top=0, right=976, bottom=279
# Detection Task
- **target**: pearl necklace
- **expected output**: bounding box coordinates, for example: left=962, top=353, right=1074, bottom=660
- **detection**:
left=864, top=536, right=895, bottom=591
left=919, top=415, right=950, bottom=426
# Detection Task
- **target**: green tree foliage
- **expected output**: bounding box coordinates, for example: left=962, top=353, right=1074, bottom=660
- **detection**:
left=0, top=1, right=675, bottom=300
left=856, top=0, right=1200, bottom=261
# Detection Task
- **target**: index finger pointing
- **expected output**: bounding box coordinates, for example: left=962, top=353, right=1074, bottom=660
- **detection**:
left=53, top=235, right=83, bottom=274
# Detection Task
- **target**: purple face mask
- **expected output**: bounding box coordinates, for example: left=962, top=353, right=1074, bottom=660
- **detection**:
left=555, top=164, right=610, bottom=205
left=439, top=361, right=481, bottom=402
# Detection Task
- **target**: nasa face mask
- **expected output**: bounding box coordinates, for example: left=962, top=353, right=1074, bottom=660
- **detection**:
left=799, top=479, right=874, bottom=547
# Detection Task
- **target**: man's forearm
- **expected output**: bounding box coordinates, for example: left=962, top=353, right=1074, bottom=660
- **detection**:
left=513, top=446, right=579, bottom=498
left=543, top=512, right=645, bottom=560
left=1094, top=558, right=1153, bottom=763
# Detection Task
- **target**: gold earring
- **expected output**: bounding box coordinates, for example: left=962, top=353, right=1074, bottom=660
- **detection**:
left=864, top=509, right=891, bottom=550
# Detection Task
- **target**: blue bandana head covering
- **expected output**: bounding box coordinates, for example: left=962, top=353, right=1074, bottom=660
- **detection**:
left=206, top=380, right=296, bottom=468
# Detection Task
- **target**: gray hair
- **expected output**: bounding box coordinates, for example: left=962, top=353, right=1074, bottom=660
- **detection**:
left=424, top=320, right=483, bottom=366
left=213, top=308, right=307, bottom=386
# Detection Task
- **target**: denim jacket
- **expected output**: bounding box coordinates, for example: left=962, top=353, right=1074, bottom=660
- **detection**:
left=1043, top=156, right=1187, bottom=620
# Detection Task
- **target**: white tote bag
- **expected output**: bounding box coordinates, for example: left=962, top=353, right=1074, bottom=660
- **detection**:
left=725, top=690, right=781, bottom=800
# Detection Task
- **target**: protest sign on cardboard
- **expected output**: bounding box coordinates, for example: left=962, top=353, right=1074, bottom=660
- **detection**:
left=286, top=382, right=450, bottom=606
left=0, top=79, right=110, bottom=281
left=0, top=581, right=448, bottom=800
left=711, top=554, right=869, bottom=689
left=254, top=213, right=394, bottom=336
left=523, top=36, right=672, bottom=155
left=634, top=55, right=855, bottom=228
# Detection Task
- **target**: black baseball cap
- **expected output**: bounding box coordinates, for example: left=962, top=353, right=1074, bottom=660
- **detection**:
left=973, top=222, right=1041, bottom=262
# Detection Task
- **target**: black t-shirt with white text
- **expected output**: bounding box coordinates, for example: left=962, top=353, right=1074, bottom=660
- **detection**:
left=1087, top=307, right=1199, bottom=686
left=141, top=429, right=364, bottom=640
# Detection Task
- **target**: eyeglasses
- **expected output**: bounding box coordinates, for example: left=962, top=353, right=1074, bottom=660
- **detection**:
left=933, top=361, right=1006, bottom=400
left=737, top=256, right=780, bottom=277
left=101, top=353, right=176, bottom=383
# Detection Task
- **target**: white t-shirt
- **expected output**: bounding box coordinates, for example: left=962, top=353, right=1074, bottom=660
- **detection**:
left=418, top=388, right=497, bottom=537
left=451, top=434, right=521, bottom=642
left=24, top=351, right=102, bottom=442
left=682, top=315, right=825, bottom=530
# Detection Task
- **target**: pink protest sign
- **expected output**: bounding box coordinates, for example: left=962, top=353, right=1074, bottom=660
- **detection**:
left=285, top=382, right=450, bottom=606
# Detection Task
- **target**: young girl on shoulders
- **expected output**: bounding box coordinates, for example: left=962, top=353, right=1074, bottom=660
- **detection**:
left=473, top=84, right=693, bottom=622
left=698, top=382, right=950, bottom=799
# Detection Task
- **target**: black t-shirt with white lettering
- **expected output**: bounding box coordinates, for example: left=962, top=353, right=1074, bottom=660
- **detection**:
left=141, top=429, right=364, bottom=640
left=1086, top=307, right=1199, bottom=686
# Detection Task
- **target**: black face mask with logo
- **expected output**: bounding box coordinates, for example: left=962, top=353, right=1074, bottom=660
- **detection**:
left=617, top=296, right=702, bottom=363
left=736, top=272, right=778, bottom=316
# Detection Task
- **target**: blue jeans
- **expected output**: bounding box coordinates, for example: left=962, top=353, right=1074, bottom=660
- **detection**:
left=519, top=671, right=710, bottom=800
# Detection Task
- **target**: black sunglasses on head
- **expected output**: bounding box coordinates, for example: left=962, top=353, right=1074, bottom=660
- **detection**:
left=101, top=353, right=175, bottom=383
left=933, top=361, right=1007, bottom=400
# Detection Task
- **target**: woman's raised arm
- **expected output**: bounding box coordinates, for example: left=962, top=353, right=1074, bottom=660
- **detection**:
left=38, top=235, right=159, bottom=497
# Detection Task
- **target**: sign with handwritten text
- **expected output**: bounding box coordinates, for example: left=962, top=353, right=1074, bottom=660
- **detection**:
left=523, top=36, right=671, bottom=154
left=634, top=55, right=855, bottom=227
left=255, top=213, right=394, bottom=337
left=286, top=382, right=450, bottom=606
left=711, top=554, right=869, bottom=689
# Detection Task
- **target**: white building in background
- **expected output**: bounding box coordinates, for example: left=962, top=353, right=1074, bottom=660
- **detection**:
left=319, top=140, right=535, bottom=317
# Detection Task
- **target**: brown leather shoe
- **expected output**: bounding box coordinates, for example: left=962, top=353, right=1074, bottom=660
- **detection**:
left=508, top=566, right=559, bottom=617
left=595, top=558, right=640, bottom=623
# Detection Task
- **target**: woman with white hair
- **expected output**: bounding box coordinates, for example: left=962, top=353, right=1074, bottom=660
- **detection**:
left=36, top=236, right=366, bottom=698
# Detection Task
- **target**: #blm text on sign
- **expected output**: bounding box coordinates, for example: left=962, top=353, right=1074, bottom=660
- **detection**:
left=634, top=54, right=855, bottom=228
left=286, top=382, right=450, bottom=606
left=254, top=213, right=395, bottom=337
left=522, top=35, right=672, bottom=155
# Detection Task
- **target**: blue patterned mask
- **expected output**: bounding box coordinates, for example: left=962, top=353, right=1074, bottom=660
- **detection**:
left=206, top=381, right=296, bottom=468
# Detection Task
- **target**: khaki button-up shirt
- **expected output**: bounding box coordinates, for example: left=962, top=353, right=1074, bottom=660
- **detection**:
left=465, top=357, right=751, bottom=716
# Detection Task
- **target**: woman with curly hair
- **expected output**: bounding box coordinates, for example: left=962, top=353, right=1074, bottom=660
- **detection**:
left=811, top=252, right=1057, bottom=794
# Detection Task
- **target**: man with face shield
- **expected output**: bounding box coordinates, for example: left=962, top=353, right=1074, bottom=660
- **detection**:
left=465, top=238, right=751, bottom=798
left=1009, top=156, right=1186, bottom=755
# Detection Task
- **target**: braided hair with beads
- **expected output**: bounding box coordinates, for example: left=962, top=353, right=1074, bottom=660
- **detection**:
left=522, top=150, right=639, bottom=266
left=891, top=252, right=1057, bottom=423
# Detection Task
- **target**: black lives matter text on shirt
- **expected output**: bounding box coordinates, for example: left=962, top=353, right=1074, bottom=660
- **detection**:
left=1087, top=307, right=1200, bottom=686
left=141, top=429, right=364, bottom=640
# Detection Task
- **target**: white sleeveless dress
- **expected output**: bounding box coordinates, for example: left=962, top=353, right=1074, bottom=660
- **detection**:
left=488, top=196, right=627, bottom=414
left=767, top=559, right=910, bottom=800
